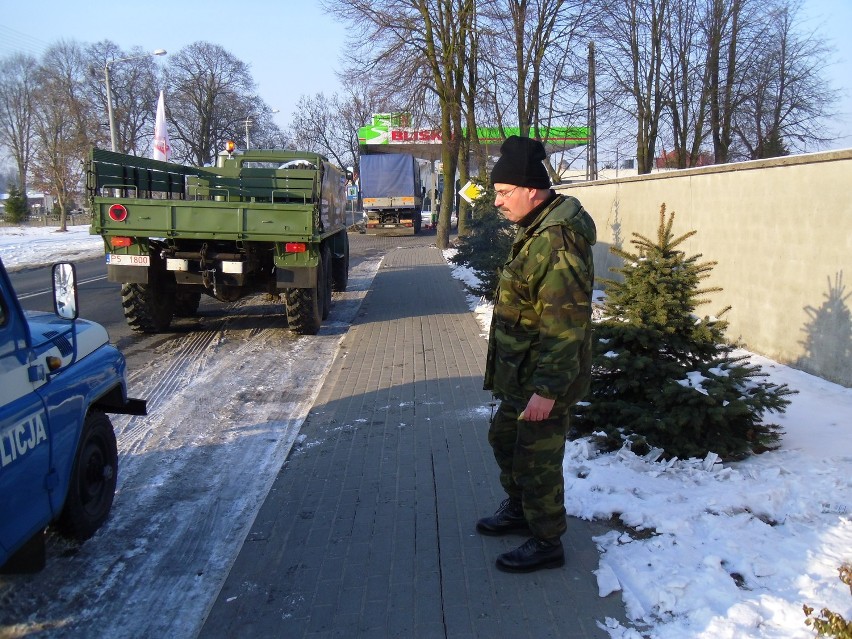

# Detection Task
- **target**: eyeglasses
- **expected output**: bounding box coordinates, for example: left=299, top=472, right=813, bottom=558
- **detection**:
left=494, top=186, right=520, bottom=199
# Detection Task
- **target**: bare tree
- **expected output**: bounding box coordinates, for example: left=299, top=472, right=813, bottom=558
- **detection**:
left=663, top=0, right=711, bottom=167
left=732, top=0, right=839, bottom=159
left=288, top=84, right=384, bottom=171
left=337, top=84, right=391, bottom=173
left=0, top=54, right=38, bottom=195
left=83, top=41, right=163, bottom=155
left=480, top=0, right=589, bottom=137
left=704, top=0, right=754, bottom=163
left=475, top=0, right=591, bottom=190
left=164, top=42, right=272, bottom=166
left=594, top=0, right=669, bottom=174
left=31, top=41, right=91, bottom=230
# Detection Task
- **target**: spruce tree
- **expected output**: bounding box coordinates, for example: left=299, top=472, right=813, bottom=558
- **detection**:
left=448, top=180, right=514, bottom=297
left=573, top=204, right=795, bottom=460
left=4, top=186, right=28, bottom=224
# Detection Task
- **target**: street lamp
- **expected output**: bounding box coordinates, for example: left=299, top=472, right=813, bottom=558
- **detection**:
left=105, top=48, right=167, bottom=152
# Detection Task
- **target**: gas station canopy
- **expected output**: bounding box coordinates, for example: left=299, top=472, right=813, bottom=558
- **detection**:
left=357, top=113, right=589, bottom=163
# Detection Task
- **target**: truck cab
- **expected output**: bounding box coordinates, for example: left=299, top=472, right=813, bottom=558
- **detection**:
left=0, top=258, right=145, bottom=572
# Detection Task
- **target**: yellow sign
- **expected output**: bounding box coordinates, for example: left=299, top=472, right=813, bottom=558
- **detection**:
left=458, top=181, right=484, bottom=205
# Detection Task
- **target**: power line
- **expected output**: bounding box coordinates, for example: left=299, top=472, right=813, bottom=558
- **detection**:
left=0, top=25, right=52, bottom=59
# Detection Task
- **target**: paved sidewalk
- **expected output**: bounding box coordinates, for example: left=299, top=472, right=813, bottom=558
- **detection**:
left=198, top=241, right=628, bottom=638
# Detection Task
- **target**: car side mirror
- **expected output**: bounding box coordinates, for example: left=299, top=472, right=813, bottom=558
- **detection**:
left=52, top=262, right=79, bottom=320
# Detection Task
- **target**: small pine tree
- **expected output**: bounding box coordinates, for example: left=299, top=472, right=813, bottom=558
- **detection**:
left=573, top=204, right=795, bottom=460
left=448, top=180, right=514, bottom=297
left=4, top=186, right=28, bottom=224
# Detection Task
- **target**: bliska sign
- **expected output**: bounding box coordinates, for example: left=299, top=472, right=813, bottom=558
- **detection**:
left=0, top=411, right=48, bottom=468
left=390, top=129, right=442, bottom=143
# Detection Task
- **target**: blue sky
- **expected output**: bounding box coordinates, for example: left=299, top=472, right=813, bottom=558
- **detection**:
left=0, top=0, right=850, bottom=151
left=0, top=0, right=349, bottom=130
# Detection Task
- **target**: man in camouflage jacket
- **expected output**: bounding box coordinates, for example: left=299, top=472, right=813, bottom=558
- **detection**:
left=478, top=136, right=596, bottom=573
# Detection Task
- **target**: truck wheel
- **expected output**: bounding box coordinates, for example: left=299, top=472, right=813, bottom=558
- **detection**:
left=174, top=289, right=202, bottom=317
left=120, top=270, right=175, bottom=333
left=321, top=244, right=332, bottom=320
left=54, top=411, right=118, bottom=542
left=331, top=234, right=349, bottom=293
left=283, top=254, right=325, bottom=335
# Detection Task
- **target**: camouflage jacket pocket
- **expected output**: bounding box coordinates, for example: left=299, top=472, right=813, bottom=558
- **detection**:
left=490, top=303, right=539, bottom=399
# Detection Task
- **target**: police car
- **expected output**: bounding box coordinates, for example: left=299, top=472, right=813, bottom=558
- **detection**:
left=0, top=258, right=145, bottom=572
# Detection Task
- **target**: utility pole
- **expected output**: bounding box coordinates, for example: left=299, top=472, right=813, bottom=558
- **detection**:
left=244, top=118, right=253, bottom=150
left=586, top=41, right=598, bottom=181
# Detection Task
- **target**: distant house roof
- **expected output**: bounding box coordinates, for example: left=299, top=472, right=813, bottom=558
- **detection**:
left=0, top=191, right=50, bottom=200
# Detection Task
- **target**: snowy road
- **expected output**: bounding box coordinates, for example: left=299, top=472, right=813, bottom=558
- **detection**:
left=0, top=257, right=381, bottom=639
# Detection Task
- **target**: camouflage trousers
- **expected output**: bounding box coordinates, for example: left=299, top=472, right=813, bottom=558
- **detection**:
left=488, top=400, right=569, bottom=540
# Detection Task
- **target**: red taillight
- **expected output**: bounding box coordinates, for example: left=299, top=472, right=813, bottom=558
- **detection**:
left=108, top=204, right=128, bottom=222
left=111, top=237, right=132, bottom=248
left=285, top=242, right=307, bottom=253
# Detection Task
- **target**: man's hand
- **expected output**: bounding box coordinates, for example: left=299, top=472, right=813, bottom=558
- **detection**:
left=519, top=393, right=555, bottom=421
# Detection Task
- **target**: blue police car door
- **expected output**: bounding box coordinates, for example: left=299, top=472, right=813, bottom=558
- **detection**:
left=0, top=288, right=52, bottom=557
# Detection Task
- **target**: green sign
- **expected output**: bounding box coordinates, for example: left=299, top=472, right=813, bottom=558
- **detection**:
left=358, top=115, right=588, bottom=148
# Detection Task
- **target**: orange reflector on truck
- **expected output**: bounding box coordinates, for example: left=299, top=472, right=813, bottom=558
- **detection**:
left=285, top=242, right=307, bottom=253
left=110, top=237, right=133, bottom=248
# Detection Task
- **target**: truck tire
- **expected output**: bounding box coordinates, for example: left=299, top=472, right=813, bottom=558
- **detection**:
left=174, top=289, right=202, bottom=317
left=54, top=411, right=118, bottom=542
left=120, top=269, right=176, bottom=333
left=284, top=253, right=326, bottom=335
left=331, top=234, right=349, bottom=293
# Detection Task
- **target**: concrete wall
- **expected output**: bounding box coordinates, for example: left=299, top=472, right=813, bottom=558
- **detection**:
left=556, top=149, right=852, bottom=387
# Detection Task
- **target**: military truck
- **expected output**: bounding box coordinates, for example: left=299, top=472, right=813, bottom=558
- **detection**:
left=360, top=153, right=423, bottom=234
left=87, top=146, right=350, bottom=335
left=0, top=258, right=146, bottom=572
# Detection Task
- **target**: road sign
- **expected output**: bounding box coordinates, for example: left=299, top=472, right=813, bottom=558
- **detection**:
left=347, top=185, right=358, bottom=201
left=458, top=180, right=483, bottom=205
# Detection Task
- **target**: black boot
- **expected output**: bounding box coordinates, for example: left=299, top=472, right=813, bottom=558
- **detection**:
left=476, top=499, right=530, bottom=536
left=495, top=537, right=565, bottom=573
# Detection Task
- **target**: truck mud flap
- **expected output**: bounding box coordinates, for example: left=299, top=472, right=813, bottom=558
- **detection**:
left=276, top=266, right=316, bottom=289
left=108, top=265, right=148, bottom=284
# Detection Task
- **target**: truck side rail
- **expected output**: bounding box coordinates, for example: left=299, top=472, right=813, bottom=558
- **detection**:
left=185, top=168, right=318, bottom=204
left=87, top=149, right=205, bottom=200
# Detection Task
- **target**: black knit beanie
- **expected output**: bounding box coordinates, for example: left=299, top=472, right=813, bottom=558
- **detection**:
left=490, top=135, right=551, bottom=189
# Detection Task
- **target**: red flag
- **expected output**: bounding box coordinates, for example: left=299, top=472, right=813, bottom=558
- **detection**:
left=153, top=90, right=171, bottom=161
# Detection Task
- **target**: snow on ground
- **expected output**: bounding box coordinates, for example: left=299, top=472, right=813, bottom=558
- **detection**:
left=2, top=227, right=850, bottom=638
left=0, top=223, right=104, bottom=270
left=445, top=249, right=852, bottom=639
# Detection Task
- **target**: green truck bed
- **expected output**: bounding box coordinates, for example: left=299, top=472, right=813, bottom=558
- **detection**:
left=86, top=146, right=350, bottom=336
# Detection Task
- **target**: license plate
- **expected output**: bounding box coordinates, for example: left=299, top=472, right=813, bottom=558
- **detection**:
left=383, top=224, right=398, bottom=228
left=107, top=254, right=150, bottom=266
